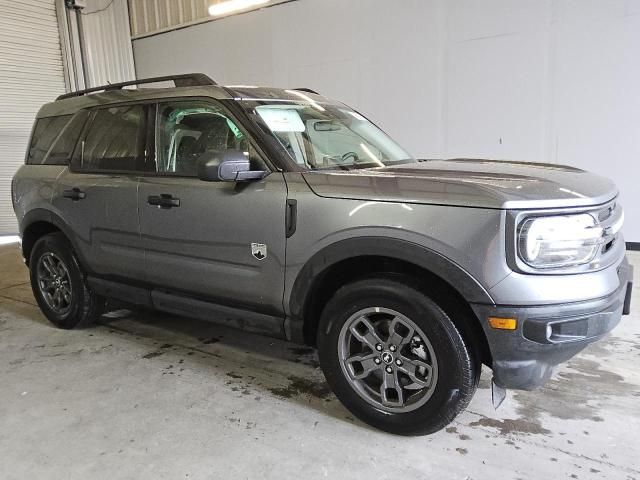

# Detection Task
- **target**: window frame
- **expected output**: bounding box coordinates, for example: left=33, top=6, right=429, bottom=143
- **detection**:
left=69, top=102, right=150, bottom=175
left=146, top=97, right=274, bottom=179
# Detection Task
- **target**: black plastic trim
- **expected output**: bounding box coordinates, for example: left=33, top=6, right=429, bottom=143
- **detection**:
left=471, top=258, right=633, bottom=390
left=285, top=199, right=297, bottom=238
left=57, top=73, right=216, bottom=100
left=285, top=236, right=493, bottom=342
left=623, top=281, right=633, bottom=315
left=627, top=242, right=640, bottom=251
left=86, top=276, right=285, bottom=338
left=87, top=277, right=152, bottom=308
left=151, top=291, right=285, bottom=338
left=20, top=209, right=89, bottom=268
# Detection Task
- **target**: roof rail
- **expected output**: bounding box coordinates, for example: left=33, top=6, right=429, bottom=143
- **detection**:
left=292, top=87, right=320, bottom=95
left=56, top=73, right=217, bottom=100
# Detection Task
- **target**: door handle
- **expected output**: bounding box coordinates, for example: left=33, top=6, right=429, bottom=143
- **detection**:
left=62, top=187, right=86, bottom=201
left=148, top=194, right=180, bottom=209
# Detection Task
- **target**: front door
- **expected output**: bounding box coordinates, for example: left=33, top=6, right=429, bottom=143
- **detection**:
left=138, top=99, right=287, bottom=317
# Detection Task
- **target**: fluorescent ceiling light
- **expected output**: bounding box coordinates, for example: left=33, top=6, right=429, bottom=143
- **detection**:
left=209, top=0, right=269, bottom=16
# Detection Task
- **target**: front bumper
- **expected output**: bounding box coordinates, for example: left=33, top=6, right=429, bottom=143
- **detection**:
left=471, top=257, right=634, bottom=390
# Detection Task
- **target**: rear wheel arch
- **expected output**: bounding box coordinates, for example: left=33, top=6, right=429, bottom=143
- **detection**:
left=288, top=238, right=493, bottom=366
left=23, top=223, right=60, bottom=266
left=20, top=210, right=82, bottom=268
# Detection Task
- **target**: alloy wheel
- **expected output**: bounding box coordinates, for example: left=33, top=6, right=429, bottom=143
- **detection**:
left=338, top=307, right=438, bottom=413
left=36, top=252, right=73, bottom=315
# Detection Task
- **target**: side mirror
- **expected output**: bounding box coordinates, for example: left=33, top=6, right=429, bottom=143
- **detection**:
left=197, top=150, right=266, bottom=182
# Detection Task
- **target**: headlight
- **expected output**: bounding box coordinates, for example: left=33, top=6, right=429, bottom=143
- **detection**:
left=518, top=214, right=604, bottom=269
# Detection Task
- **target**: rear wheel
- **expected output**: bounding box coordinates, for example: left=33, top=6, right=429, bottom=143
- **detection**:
left=29, top=233, right=105, bottom=329
left=317, top=276, right=479, bottom=435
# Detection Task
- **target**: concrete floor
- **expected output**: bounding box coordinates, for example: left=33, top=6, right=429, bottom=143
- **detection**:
left=0, top=243, right=639, bottom=480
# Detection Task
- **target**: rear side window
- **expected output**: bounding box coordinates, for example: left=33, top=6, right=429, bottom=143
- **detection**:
left=27, top=115, right=72, bottom=164
left=74, top=105, right=146, bottom=172
left=43, top=110, right=90, bottom=165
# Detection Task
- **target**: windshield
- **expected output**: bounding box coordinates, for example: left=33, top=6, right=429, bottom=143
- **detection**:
left=239, top=96, right=413, bottom=170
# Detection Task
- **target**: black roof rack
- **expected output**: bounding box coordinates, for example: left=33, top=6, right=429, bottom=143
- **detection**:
left=292, top=87, right=320, bottom=95
left=56, top=73, right=217, bottom=100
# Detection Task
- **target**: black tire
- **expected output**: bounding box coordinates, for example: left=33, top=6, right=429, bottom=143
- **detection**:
left=317, top=276, right=479, bottom=436
left=29, top=232, right=105, bottom=329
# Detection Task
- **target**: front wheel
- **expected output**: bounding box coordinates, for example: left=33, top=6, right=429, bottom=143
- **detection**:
left=317, top=276, right=479, bottom=435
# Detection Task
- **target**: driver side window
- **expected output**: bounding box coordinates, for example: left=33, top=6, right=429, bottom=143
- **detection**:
left=155, top=101, right=260, bottom=176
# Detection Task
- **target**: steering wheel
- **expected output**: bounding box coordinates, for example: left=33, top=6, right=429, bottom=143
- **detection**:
left=340, top=151, right=359, bottom=164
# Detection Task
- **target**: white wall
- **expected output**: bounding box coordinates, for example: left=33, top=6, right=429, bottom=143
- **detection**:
left=133, top=0, right=640, bottom=241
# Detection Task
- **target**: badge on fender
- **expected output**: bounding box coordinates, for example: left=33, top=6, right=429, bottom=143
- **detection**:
left=251, top=243, right=267, bottom=260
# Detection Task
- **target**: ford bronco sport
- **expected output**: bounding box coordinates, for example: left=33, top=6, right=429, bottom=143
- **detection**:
left=12, top=74, right=633, bottom=435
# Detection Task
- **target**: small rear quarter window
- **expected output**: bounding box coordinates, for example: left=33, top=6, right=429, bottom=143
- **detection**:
left=27, top=115, right=72, bottom=165
left=43, top=111, right=90, bottom=165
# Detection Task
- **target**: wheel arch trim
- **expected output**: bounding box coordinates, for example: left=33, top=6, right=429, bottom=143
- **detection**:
left=20, top=209, right=87, bottom=268
left=286, top=237, right=494, bottom=342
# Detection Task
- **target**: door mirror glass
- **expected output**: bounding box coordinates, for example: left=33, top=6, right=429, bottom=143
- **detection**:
left=197, top=150, right=266, bottom=182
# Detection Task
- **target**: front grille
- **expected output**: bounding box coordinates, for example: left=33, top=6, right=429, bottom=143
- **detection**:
left=594, top=200, right=624, bottom=260
left=597, top=202, right=615, bottom=222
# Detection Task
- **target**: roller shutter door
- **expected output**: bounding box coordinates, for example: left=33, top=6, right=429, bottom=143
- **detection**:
left=0, top=0, right=66, bottom=234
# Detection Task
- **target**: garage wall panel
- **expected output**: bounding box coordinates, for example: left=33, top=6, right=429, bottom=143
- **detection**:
left=80, top=0, right=136, bottom=87
left=0, top=0, right=66, bottom=234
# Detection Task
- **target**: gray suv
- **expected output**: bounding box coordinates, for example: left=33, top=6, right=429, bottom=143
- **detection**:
left=12, top=74, right=633, bottom=435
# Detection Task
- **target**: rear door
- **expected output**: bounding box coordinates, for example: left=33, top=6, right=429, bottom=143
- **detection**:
left=52, top=104, right=148, bottom=279
left=138, top=99, right=288, bottom=318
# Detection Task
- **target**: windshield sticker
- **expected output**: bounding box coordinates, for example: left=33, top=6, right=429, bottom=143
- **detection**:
left=256, top=107, right=305, bottom=132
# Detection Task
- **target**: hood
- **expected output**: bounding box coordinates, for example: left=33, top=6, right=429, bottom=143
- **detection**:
left=302, top=159, right=618, bottom=210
